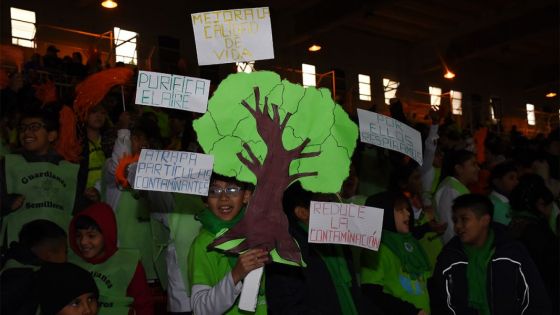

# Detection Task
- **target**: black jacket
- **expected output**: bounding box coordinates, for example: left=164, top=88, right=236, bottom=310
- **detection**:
left=428, top=224, right=551, bottom=315
left=265, top=222, right=377, bottom=315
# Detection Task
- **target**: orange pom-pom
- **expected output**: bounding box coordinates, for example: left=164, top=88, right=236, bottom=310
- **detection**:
left=34, top=81, right=57, bottom=105
left=115, top=154, right=139, bottom=189
left=55, top=106, right=81, bottom=163
left=73, top=67, right=133, bottom=121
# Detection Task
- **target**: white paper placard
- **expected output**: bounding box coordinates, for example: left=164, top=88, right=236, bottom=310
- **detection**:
left=133, top=149, right=213, bottom=196
left=308, top=201, right=384, bottom=251
left=357, top=108, right=423, bottom=165
left=191, top=7, right=274, bottom=65
left=135, top=70, right=210, bottom=113
left=238, top=266, right=264, bottom=312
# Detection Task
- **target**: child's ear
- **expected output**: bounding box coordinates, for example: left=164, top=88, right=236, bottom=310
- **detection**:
left=481, top=213, right=491, bottom=226
left=294, top=206, right=310, bottom=222
left=242, top=190, right=252, bottom=204
left=47, top=130, right=58, bottom=143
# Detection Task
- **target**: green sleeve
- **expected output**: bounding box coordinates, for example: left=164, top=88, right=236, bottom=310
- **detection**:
left=360, top=244, right=387, bottom=285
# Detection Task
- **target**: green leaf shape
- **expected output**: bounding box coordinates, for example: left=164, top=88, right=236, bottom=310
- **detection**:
left=193, top=71, right=358, bottom=193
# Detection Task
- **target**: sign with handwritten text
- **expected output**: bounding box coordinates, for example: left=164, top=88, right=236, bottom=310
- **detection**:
left=135, top=71, right=210, bottom=113
left=357, top=109, right=423, bottom=165
left=308, top=201, right=384, bottom=251
left=133, top=149, right=214, bottom=196
left=191, top=7, right=274, bottom=65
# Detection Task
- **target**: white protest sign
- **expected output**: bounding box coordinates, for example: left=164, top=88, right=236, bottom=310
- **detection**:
left=133, top=149, right=213, bottom=196
left=308, top=201, right=384, bottom=251
left=191, top=7, right=274, bottom=66
left=357, top=108, right=423, bottom=165
left=135, top=71, right=210, bottom=113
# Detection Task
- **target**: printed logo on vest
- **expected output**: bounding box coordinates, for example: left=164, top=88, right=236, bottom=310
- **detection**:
left=21, top=171, right=67, bottom=187
left=91, top=271, right=113, bottom=289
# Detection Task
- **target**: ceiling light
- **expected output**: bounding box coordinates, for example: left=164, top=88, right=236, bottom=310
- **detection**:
left=308, top=44, right=321, bottom=52
left=546, top=92, right=557, bottom=98
left=101, top=0, right=118, bottom=8
left=444, top=70, right=455, bottom=79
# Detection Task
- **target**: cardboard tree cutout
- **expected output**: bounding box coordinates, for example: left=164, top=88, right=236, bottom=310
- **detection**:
left=193, top=71, right=358, bottom=264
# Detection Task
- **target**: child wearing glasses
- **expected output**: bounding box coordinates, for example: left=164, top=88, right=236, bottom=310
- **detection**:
left=1, top=106, right=80, bottom=247
left=187, top=174, right=269, bottom=315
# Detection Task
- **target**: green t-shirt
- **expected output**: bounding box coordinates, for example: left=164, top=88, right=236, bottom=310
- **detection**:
left=187, top=228, right=267, bottom=315
left=361, top=243, right=431, bottom=312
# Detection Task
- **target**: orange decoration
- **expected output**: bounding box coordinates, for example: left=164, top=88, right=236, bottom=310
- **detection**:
left=115, top=153, right=139, bottom=189
left=34, top=81, right=58, bottom=105
left=0, top=69, right=8, bottom=89
left=55, top=106, right=82, bottom=163
left=73, top=67, right=133, bottom=121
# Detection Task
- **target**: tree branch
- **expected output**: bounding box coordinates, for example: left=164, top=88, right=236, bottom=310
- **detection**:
left=242, top=143, right=261, bottom=167
left=289, top=171, right=318, bottom=183
left=262, top=96, right=269, bottom=118
left=280, top=112, right=292, bottom=131
left=290, top=138, right=311, bottom=155
left=253, top=87, right=261, bottom=113
left=236, top=152, right=259, bottom=174
left=298, top=151, right=321, bottom=159
left=272, top=104, right=280, bottom=125
left=241, top=100, right=256, bottom=117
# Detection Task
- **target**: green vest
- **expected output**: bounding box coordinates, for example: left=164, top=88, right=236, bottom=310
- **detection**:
left=443, top=176, right=470, bottom=195
left=115, top=190, right=157, bottom=280
left=86, top=139, right=106, bottom=188
left=361, top=243, right=430, bottom=312
left=489, top=193, right=511, bottom=225
left=169, top=193, right=203, bottom=289
left=2, top=154, right=78, bottom=245
left=188, top=228, right=267, bottom=315
left=71, top=249, right=138, bottom=315
left=416, top=213, right=442, bottom=270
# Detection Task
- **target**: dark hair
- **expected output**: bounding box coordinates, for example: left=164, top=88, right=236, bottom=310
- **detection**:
left=510, top=174, right=554, bottom=215
left=74, top=215, right=101, bottom=232
left=131, top=114, right=163, bottom=149
left=209, top=173, right=253, bottom=190
left=20, top=105, right=61, bottom=132
left=490, top=161, right=517, bottom=186
left=389, top=158, right=420, bottom=190
left=366, top=191, right=409, bottom=232
left=19, top=220, right=67, bottom=249
left=282, top=181, right=337, bottom=222
left=452, top=194, right=494, bottom=218
left=441, top=149, right=475, bottom=181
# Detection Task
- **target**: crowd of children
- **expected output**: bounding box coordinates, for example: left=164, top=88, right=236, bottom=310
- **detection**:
left=1, top=55, right=559, bottom=315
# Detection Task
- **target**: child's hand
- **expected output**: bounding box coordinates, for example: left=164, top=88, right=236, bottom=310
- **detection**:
left=429, top=220, right=448, bottom=235
left=84, top=187, right=101, bottom=202
left=417, top=310, right=427, bottom=315
left=231, top=248, right=269, bottom=284
left=10, top=194, right=25, bottom=211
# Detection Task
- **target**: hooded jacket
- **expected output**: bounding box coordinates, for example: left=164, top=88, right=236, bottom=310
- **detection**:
left=428, top=224, right=551, bottom=315
left=69, top=203, right=153, bottom=315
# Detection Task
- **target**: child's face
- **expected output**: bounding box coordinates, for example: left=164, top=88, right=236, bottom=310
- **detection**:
left=131, top=133, right=148, bottom=155
left=456, top=157, right=480, bottom=184
left=57, top=292, right=98, bottom=315
left=206, top=179, right=251, bottom=221
left=18, top=117, right=57, bottom=155
left=76, top=228, right=105, bottom=260
left=86, top=106, right=107, bottom=131
left=452, top=207, right=490, bottom=247
left=394, top=200, right=411, bottom=234
left=493, top=171, right=518, bottom=194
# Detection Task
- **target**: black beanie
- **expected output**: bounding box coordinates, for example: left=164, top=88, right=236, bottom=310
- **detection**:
left=35, top=262, right=98, bottom=315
